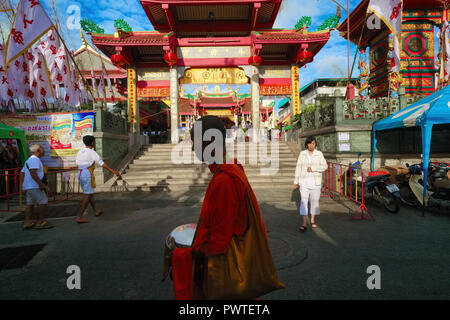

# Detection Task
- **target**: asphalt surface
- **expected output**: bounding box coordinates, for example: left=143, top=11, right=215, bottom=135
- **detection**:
left=0, top=189, right=449, bottom=300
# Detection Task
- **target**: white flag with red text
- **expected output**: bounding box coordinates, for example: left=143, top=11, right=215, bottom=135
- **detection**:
left=38, top=28, right=59, bottom=67
left=368, top=0, right=403, bottom=72
left=439, top=11, right=450, bottom=86
left=90, top=69, right=98, bottom=99
left=79, top=77, right=87, bottom=104
left=55, top=45, right=71, bottom=88
left=0, top=0, right=13, bottom=13
left=0, top=43, right=12, bottom=102
left=98, top=73, right=105, bottom=102
left=5, top=0, right=54, bottom=67
left=101, top=63, right=114, bottom=102
left=31, top=46, right=53, bottom=99
left=67, top=61, right=81, bottom=107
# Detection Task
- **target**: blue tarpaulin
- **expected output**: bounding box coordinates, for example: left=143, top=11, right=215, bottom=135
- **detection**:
left=371, top=86, right=450, bottom=202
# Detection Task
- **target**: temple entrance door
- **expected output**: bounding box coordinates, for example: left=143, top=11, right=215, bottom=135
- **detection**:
left=178, top=67, right=251, bottom=133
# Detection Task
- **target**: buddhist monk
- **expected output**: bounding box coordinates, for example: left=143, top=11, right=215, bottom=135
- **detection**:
left=169, top=116, right=283, bottom=300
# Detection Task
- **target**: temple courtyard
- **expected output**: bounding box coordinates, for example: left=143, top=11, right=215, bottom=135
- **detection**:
left=0, top=189, right=448, bottom=300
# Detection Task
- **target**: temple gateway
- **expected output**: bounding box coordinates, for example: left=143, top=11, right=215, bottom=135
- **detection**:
left=90, top=0, right=331, bottom=143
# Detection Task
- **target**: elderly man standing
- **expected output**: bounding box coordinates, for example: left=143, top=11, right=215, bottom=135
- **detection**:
left=21, top=144, right=53, bottom=230
left=75, top=135, right=119, bottom=224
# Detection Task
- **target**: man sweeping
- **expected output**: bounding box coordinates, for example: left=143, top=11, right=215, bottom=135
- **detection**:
left=169, top=116, right=284, bottom=300
left=75, top=135, right=119, bottom=224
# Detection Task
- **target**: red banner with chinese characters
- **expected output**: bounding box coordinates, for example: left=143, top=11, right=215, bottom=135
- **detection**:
left=260, top=84, right=292, bottom=95
left=128, top=69, right=136, bottom=123
left=137, top=86, right=170, bottom=98
left=291, top=66, right=300, bottom=116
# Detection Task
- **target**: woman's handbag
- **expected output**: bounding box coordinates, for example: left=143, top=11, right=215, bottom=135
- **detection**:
left=206, top=184, right=285, bottom=300
left=291, top=187, right=301, bottom=208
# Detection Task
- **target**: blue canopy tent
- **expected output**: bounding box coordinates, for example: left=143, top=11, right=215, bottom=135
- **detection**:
left=371, top=85, right=450, bottom=204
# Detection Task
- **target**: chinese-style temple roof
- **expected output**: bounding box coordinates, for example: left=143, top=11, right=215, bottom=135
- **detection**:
left=75, top=31, right=127, bottom=79
left=90, top=0, right=331, bottom=67
left=90, top=31, right=169, bottom=47
left=74, top=31, right=127, bottom=102
left=91, top=29, right=331, bottom=68
left=338, top=0, right=444, bottom=45
left=90, top=31, right=169, bottom=67
left=140, top=0, right=282, bottom=36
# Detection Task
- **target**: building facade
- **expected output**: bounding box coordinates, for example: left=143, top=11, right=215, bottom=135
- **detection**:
left=90, top=0, right=332, bottom=143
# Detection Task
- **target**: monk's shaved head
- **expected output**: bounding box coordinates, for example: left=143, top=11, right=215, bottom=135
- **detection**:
left=190, top=115, right=226, bottom=139
left=191, top=116, right=226, bottom=164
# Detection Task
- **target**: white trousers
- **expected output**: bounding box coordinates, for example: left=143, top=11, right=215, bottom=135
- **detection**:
left=299, top=186, right=321, bottom=216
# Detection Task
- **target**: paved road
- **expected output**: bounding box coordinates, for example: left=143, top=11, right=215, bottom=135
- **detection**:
left=0, top=189, right=449, bottom=300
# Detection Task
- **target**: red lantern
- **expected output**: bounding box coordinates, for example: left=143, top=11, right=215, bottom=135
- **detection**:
left=248, top=55, right=262, bottom=66
left=296, top=49, right=313, bottom=64
left=164, top=51, right=178, bottom=68
left=111, top=54, right=127, bottom=68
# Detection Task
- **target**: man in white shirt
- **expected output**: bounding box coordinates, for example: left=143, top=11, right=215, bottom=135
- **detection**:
left=75, top=135, right=119, bottom=224
left=21, top=144, right=53, bottom=230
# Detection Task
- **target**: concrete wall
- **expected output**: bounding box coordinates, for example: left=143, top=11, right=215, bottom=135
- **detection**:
left=93, top=109, right=130, bottom=183
left=286, top=92, right=450, bottom=174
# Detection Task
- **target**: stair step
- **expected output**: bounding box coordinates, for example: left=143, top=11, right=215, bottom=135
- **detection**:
left=134, top=157, right=296, bottom=163
left=116, top=176, right=294, bottom=185
left=123, top=167, right=296, bottom=175
left=108, top=182, right=294, bottom=192
left=128, top=163, right=297, bottom=169
left=106, top=143, right=298, bottom=193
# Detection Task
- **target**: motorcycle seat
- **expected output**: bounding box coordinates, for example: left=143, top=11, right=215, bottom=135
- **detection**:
left=369, top=171, right=388, bottom=177
left=366, top=174, right=389, bottom=182
left=433, top=179, right=450, bottom=190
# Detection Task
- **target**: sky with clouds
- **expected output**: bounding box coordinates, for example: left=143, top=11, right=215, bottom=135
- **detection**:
left=1, top=0, right=362, bottom=89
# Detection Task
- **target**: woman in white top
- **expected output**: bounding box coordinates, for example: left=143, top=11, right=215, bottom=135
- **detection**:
left=293, top=137, right=328, bottom=232
left=75, top=135, right=119, bottom=224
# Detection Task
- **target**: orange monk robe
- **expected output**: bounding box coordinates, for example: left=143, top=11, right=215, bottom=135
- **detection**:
left=171, top=161, right=267, bottom=300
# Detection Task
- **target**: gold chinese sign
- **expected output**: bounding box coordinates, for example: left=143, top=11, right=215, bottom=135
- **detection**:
left=178, top=46, right=250, bottom=59
left=128, top=69, right=137, bottom=123
left=203, top=110, right=233, bottom=117
left=291, top=66, right=300, bottom=116
left=137, top=68, right=170, bottom=81
left=137, top=87, right=170, bottom=98
left=180, top=68, right=249, bottom=85
left=259, top=66, right=292, bottom=78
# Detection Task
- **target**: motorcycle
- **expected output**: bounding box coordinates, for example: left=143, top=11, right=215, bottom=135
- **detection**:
left=406, top=162, right=450, bottom=209
left=378, top=165, right=421, bottom=207
left=343, top=153, right=401, bottom=213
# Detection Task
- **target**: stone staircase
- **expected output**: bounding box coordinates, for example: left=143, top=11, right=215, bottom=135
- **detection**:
left=105, top=142, right=298, bottom=195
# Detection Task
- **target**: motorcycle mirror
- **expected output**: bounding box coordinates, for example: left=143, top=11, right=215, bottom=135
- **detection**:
left=357, top=152, right=362, bottom=157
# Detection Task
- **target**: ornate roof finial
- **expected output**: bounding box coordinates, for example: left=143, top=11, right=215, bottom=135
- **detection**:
left=80, top=29, right=88, bottom=48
